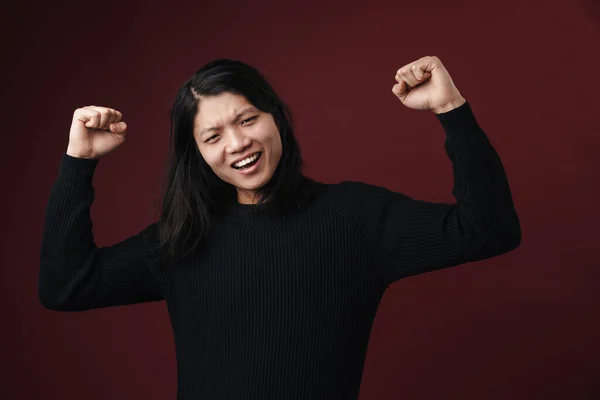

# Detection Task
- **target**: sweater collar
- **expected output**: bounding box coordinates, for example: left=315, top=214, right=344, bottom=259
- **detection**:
left=229, top=201, right=266, bottom=215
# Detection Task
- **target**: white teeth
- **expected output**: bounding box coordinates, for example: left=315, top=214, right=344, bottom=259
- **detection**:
left=233, top=152, right=259, bottom=168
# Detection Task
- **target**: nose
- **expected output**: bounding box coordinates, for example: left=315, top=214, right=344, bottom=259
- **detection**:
left=225, top=127, right=251, bottom=154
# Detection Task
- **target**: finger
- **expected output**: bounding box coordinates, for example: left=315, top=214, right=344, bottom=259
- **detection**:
left=109, top=121, right=127, bottom=133
left=394, top=73, right=409, bottom=85
left=107, top=109, right=122, bottom=126
left=395, top=71, right=416, bottom=90
left=109, top=109, right=122, bottom=123
left=87, top=106, right=113, bottom=129
left=411, top=63, right=432, bottom=82
left=392, top=80, right=408, bottom=97
left=403, top=65, right=420, bottom=88
left=77, top=108, right=102, bottom=128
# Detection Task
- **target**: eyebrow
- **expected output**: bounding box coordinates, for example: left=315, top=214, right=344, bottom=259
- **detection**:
left=198, top=106, right=258, bottom=136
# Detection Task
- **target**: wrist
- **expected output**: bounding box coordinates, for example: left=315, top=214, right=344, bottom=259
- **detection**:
left=432, top=97, right=467, bottom=114
left=66, top=146, right=95, bottom=159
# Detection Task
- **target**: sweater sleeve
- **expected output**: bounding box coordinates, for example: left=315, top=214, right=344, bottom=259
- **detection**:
left=336, top=102, right=521, bottom=285
left=39, top=153, right=166, bottom=311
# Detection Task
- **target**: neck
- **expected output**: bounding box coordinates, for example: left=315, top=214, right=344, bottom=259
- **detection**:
left=237, top=188, right=261, bottom=204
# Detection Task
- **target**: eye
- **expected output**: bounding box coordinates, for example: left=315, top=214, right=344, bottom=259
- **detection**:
left=205, top=134, right=219, bottom=143
left=242, top=116, right=258, bottom=125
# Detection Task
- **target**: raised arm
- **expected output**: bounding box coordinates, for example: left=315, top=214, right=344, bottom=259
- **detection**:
left=339, top=57, right=521, bottom=285
left=343, top=101, right=521, bottom=285
left=39, top=106, right=166, bottom=311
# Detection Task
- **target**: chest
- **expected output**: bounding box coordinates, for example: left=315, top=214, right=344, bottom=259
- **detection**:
left=165, top=212, right=384, bottom=322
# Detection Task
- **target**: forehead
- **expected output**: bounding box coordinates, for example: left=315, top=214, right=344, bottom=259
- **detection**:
left=194, top=93, right=254, bottom=127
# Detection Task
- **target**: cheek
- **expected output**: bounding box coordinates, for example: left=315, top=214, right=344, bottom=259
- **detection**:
left=196, top=141, right=214, bottom=160
left=198, top=148, right=223, bottom=172
left=272, top=134, right=283, bottom=161
left=257, top=123, right=282, bottom=156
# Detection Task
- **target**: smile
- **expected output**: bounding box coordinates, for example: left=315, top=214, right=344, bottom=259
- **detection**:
left=231, top=152, right=262, bottom=170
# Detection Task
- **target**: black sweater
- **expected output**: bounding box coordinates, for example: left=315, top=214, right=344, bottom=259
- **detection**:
left=39, top=102, right=521, bottom=399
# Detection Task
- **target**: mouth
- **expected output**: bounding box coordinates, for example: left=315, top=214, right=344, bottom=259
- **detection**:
left=231, top=152, right=262, bottom=171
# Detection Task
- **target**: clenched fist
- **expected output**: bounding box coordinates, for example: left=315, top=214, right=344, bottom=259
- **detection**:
left=392, top=56, right=466, bottom=114
left=66, top=106, right=128, bottom=159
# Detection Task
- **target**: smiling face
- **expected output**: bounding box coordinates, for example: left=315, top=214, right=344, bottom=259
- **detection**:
left=193, top=92, right=283, bottom=204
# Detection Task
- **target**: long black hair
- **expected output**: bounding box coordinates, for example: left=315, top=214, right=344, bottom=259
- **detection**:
left=156, top=59, right=316, bottom=267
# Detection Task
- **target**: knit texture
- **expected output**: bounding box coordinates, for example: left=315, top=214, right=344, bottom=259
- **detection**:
left=39, top=102, right=521, bottom=399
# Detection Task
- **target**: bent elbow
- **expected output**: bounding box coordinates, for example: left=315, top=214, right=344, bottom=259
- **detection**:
left=503, top=216, right=522, bottom=252
left=38, top=275, right=81, bottom=311
left=39, top=295, right=62, bottom=311
left=510, top=225, right=522, bottom=249
left=38, top=285, right=68, bottom=311
left=499, top=230, right=521, bottom=254
left=483, top=223, right=522, bottom=257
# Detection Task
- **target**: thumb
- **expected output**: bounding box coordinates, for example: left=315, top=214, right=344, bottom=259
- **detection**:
left=392, top=81, right=408, bottom=98
left=109, top=121, right=127, bottom=133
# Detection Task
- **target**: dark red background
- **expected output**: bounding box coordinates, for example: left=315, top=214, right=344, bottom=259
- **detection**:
left=2, top=0, right=599, bottom=398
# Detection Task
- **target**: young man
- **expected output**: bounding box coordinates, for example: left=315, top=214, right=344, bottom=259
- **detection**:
left=40, top=56, right=521, bottom=399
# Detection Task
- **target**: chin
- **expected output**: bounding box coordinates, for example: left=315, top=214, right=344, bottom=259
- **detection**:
left=237, top=177, right=267, bottom=191
left=221, top=165, right=275, bottom=193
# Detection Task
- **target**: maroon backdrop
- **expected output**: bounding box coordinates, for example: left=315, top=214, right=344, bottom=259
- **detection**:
left=2, top=0, right=599, bottom=398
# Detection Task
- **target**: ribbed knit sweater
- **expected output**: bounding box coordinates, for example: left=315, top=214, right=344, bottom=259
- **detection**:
left=39, top=102, right=521, bottom=399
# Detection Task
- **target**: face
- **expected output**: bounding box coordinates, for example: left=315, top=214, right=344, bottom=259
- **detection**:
left=193, top=92, right=283, bottom=204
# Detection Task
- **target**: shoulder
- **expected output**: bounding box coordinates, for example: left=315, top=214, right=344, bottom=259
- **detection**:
left=320, top=180, right=378, bottom=197
left=318, top=180, right=415, bottom=233
left=314, top=180, right=409, bottom=230
left=319, top=180, right=408, bottom=209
